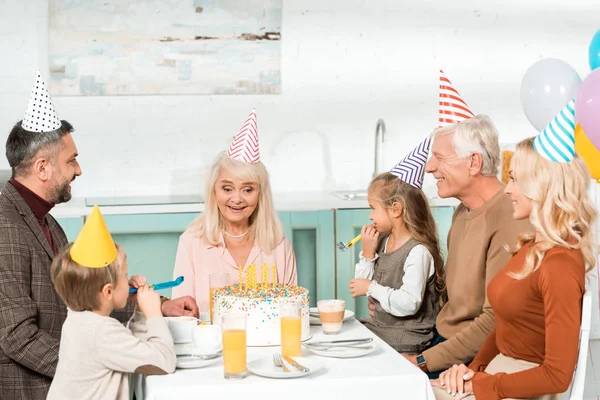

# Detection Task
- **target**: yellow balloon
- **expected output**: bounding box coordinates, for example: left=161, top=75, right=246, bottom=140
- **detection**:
left=575, top=123, right=600, bottom=181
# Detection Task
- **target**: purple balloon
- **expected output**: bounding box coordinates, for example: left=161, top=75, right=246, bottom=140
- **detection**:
left=576, top=68, right=600, bottom=150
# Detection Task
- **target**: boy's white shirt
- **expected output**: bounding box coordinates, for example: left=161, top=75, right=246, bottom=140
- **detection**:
left=47, top=309, right=176, bottom=400
left=354, top=238, right=435, bottom=317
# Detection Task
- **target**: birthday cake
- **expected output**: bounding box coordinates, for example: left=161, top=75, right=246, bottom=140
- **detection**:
left=213, top=283, right=310, bottom=346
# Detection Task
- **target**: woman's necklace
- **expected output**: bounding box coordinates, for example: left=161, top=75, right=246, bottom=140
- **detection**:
left=222, top=229, right=249, bottom=239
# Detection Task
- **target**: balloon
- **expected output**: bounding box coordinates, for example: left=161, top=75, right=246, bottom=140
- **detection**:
left=575, top=68, right=600, bottom=150
left=590, top=29, right=600, bottom=71
left=575, top=124, right=600, bottom=181
left=520, top=58, right=582, bottom=131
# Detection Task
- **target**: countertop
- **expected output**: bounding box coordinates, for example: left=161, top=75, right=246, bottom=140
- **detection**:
left=50, top=191, right=460, bottom=218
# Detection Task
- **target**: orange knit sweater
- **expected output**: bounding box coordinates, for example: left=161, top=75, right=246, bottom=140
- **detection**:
left=470, top=242, right=585, bottom=399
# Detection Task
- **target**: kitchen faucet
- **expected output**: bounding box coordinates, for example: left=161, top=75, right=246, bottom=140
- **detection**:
left=373, top=119, right=386, bottom=179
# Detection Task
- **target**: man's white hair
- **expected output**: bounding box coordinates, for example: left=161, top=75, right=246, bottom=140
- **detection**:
left=432, top=114, right=501, bottom=177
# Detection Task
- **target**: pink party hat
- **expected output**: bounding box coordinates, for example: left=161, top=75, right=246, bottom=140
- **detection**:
left=227, top=109, right=259, bottom=163
left=438, top=70, right=475, bottom=127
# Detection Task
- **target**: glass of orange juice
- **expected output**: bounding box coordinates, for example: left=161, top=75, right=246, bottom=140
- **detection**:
left=222, top=314, right=247, bottom=379
left=280, top=299, right=302, bottom=357
left=209, top=273, right=229, bottom=324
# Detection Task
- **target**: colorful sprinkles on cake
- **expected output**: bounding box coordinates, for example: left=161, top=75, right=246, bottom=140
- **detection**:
left=213, top=283, right=310, bottom=318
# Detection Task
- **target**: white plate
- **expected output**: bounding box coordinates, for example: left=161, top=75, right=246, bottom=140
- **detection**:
left=248, top=356, right=323, bottom=379
left=176, top=355, right=222, bottom=369
left=309, top=308, right=355, bottom=325
left=303, top=343, right=376, bottom=358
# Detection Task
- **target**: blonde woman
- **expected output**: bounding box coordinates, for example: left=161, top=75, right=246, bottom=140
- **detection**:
left=434, top=127, right=597, bottom=399
left=172, top=110, right=297, bottom=312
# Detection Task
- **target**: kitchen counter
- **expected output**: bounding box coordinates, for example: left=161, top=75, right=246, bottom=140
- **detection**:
left=50, top=192, right=459, bottom=218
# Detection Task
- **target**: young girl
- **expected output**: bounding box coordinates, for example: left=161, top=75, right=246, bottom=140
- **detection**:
left=349, top=171, right=446, bottom=354
left=172, top=109, right=297, bottom=313
left=435, top=134, right=598, bottom=399
left=47, top=206, right=176, bottom=400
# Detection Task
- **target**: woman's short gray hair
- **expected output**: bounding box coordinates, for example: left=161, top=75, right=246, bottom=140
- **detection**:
left=432, top=114, right=500, bottom=177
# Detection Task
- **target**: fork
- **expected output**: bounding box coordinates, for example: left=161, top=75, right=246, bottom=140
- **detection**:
left=272, top=353, right=290, bottom=372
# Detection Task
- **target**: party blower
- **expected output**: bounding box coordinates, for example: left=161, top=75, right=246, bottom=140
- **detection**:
left=129, top=276, right=185, bottom=294
left=336, top=234, right=362, bottom=252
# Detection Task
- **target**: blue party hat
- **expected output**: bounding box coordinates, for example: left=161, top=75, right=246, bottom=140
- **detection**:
left=390, top=137, right=431, bottom=188
left=532, top=99, right=575, bottom=163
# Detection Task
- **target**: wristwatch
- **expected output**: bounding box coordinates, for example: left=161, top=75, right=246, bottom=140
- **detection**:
left=416, top=354, right=429, bottom=373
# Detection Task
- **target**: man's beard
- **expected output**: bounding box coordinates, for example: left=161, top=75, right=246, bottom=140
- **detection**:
left=47, top=178, right=72, bottom=204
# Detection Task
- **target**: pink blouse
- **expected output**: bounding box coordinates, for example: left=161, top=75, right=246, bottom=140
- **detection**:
left=171, top=227, right=297, bottom=312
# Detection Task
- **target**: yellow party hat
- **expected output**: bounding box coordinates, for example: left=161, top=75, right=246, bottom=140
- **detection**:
left=70, top=205, right=117, bottom=268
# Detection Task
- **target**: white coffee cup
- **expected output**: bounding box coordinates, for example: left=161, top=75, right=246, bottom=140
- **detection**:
left=166, top=316, right=198, bottom=343
left=192, top=324, right=223, bottom=356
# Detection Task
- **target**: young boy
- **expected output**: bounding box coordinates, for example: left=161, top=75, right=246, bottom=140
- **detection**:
left=47, top=205, right=176, bottom=400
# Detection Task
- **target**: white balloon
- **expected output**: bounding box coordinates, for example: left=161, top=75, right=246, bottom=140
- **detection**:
left=520, top=58, right=581, bottom=131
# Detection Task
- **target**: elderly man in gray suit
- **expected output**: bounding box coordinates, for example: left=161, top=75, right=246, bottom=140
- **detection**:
left=0, top=72, right=198, bottom=400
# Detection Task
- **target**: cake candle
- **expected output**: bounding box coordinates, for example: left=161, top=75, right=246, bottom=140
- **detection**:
left=272, top=265, right=276, bottom=285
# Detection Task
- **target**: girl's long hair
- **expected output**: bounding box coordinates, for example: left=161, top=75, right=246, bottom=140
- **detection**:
left=369, top=172, right=447, bottom=306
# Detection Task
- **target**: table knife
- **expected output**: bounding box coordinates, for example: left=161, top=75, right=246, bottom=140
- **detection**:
left=282, top=355, right=309, bottom=372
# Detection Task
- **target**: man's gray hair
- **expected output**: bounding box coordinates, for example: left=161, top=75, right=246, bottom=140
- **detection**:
left=432, top=114, right=500, bottom=177
left=6, top=120, right=74, bottom=178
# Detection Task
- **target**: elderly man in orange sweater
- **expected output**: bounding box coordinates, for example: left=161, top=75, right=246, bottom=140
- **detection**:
left=370, top=113, right=534, bottom=378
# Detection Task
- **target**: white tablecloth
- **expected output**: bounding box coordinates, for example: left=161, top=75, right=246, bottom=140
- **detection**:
left=134, top=319, right=435, bottom=400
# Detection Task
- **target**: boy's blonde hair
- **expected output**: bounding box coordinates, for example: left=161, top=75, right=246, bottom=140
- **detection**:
left=510, top=137, right=599, bottom=279
left=51, top=243, right=124, bottom=311
left=191, top=152, right=284, bottom=253
left=368, top=172, right=447, bottom=306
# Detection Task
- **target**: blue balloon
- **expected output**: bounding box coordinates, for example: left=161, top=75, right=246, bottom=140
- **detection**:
left=590, top=29, right=600, bottom=71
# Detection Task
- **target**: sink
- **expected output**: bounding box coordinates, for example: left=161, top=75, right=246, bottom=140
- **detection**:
left=331, top=190, right=369, bottom=201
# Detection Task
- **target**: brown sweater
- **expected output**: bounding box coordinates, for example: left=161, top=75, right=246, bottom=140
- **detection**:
left=422, top=189, right=534, bottom=371
left=470, top=242, right=585, bottom=399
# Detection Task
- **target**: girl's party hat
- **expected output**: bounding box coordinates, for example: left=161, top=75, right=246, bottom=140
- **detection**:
left=390, top=137, right=431, bottom=188
left=532, top=99, right=576, bottom=163
left=438, top=69, right=475, bottom=127
left=227, top=109, right=260, bottom=163
left=22, top=71, right=62, bottom=133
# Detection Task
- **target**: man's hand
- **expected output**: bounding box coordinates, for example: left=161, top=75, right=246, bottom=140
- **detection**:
left=161, top=296, right=199, bottom=318
left=402, top=353, right=418, bottom=366
left=349, top=278, right=371, bottom=298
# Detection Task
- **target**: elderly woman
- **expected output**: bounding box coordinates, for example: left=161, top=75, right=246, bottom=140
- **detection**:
left=172, top=110, right=297, bottom=313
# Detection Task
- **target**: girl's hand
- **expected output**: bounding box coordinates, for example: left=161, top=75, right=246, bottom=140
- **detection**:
left=136, top=285, right=162, bottom=318
left=349, top=278, right=371, bottom=298
left=438, top=364, right=475, bottom=396
left=361, top=225, right=379, bottom=259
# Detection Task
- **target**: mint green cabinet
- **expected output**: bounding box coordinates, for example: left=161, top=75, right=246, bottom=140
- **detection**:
left=335, top=207, right=456, bottom=320
left=278, top=211, right=335, bottom=307
left=55, top=217, right=84, bottom=242
left=63, top=210, right=336, bottom=304
left=102, top=213, right=199, bottom=298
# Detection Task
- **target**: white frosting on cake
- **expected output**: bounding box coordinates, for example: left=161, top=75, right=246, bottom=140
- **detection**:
left=213, top=284, right=310, bottom=346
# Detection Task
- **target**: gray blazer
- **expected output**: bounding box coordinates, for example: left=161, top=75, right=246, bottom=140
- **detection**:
left=0, top=182, right=68, bottom=400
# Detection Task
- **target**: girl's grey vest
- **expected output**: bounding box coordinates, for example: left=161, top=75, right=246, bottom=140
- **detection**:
left=360, top=234, right=439, bottom=354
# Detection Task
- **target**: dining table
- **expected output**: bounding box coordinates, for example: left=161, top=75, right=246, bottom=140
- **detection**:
left=134, top=317, right=436, bottom=400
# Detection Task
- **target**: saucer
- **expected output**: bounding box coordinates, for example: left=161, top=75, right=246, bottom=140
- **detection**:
left=303, top=342, right=376, bottom=358
left=176, top=354, right=222, bottom=369
left=248, top=356, right=323, bottom=379
left=309, top=308, right=355, bottom=325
